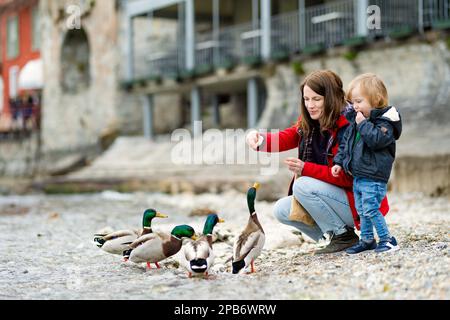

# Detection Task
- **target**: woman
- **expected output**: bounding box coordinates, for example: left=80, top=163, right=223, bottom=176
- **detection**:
left=246, top=70, right=389, bottom=254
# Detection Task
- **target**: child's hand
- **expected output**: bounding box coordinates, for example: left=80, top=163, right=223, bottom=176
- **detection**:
left=356, top=112, right=366, bottom=124
left=331, top=165, right=342, bottom=177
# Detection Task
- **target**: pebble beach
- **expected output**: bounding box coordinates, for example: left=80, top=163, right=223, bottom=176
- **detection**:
left=0, top=190, right=448, bottom=299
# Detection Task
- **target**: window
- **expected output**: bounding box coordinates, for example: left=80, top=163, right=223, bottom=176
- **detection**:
left=7, top=15, right=19, bottom=59
left=9, top=65, right=19, bottom=99
left=32, top=6, right=40, bottom=51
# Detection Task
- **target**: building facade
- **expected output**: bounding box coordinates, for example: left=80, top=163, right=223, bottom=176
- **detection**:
left=122, top=0, right=450, bottom=138
left=0, top=0, right=41, bottom=132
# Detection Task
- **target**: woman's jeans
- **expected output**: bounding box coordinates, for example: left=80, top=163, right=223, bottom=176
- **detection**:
left=353, top=177, right=391, bottom=242
left=273, top=176, right=354, bottom=242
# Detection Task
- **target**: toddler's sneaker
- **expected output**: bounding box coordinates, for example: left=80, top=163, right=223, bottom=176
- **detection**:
left=375, top=236, right=399, bottom=253
left=345, top=239, right=377, bottom=254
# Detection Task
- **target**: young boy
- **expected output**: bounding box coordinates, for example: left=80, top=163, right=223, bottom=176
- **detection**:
left=332, top=73, right=402, bottom=253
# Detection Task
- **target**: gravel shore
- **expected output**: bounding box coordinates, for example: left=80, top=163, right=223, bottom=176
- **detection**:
left=0, top=190, right=448, bottom=299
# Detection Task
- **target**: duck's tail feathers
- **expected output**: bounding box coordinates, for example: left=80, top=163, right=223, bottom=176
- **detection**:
left=232, top=259, right=245, bottom=274
left=93, top=236, right=105, bottom=248
left=190, top=259, right=208, bottom=273
left=122, top=249, right=133, bottom=258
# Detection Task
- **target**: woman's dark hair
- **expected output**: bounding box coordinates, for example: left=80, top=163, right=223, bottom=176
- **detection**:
left=297, top=70, right=345, bottom=135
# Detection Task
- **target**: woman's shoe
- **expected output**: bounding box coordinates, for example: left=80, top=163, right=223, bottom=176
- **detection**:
left=315, top=227, right=359, bottom=254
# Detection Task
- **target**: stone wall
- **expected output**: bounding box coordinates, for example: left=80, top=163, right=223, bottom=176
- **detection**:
left=40, top=0, right=120, bottom=155
left=0, top=134, right=39, bottom=178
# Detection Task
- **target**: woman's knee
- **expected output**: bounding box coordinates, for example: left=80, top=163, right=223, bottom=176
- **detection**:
left=273, top=197, right=290, bottom=222
left=293, top=176, right=319, bottom=200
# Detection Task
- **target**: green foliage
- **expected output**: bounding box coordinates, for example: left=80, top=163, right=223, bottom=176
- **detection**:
left=147, top=74, right=162, bottom=84
left=432, top=19, right=450, bottom=30
left=180, top=69, right=195, bottom=80
left=271, top=49, right=290, bottom=62
left=343, top=36, right=367, bottom=48
left=215, top=58, right=235, bottom=71
left=194, top=64, right=214, bottom=76
left=44, top=183, right=96, bottom=194
left=291, top=60, right=305, bottom=75
left=343, top=50, right=358, bottom=61
left=242, top=55, right=262, bottom=67
left=120, top=80, right=133, bottom=91
left=388, top=26, right=415, bottom=40
left=302, top=43, right=325, bottom=55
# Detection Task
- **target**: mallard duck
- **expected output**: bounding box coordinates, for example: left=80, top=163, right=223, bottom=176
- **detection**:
left=232, top=182, right=265, bottom=274
left=93, top=208, right=168, bottom=261
left=181, top=214, right=225, bottom=278
left=125, top=224, right=197, bottom=270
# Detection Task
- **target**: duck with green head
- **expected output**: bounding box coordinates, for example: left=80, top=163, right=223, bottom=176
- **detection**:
left=125, top=224, right=197, bottom=270
left=182, top=213, right=225, bottom=278
left=93, top=208, right=168, bottom=261
left=232, top=182, right=265, bottom=274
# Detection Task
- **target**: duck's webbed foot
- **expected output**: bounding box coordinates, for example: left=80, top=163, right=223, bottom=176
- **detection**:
left=250, top=260, right=256, bottom=273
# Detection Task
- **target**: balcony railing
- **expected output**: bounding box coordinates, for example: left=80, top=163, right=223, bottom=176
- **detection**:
left=136, top=0, right=450, bottom=82
left=271, top=10, right=300, bottom=55
left=368, top=0, right=419, bottom=38
left=423, top=0, right=450, bottom=27
left=304, top=0, right=355, bottom=48
left=195, top=21, right=261, bottom=71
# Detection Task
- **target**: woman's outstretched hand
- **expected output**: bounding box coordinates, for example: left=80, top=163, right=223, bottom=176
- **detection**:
left=331, top=165, right=342, bottom=177
left=246, top=130, right=263, bottom=150
left=284, top=157, right=305, bottom=175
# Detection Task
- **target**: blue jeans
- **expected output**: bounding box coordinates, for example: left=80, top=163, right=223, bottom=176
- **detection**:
left=273, top=177, right=354, bottom=242
left=353, top=177, right=391, bottom=242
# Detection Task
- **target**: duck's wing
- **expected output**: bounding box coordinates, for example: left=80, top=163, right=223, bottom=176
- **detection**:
left=102, top=234, right=138, bottom=254
left=127, top=233, right=159, bottom=249
left=101, top=229, right=136, bottom=241
left=233, top=229, right=264, bottom=262
left=129, top=233, right=167, bottom=263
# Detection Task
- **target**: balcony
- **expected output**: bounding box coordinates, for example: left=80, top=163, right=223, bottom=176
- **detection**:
left=127, top=0, right=450, bottom=85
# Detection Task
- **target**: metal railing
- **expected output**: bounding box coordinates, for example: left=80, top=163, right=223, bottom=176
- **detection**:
left=194, top=20, right=261, bottom=70
left=271, top=10, right=300, bottom=55
left=303, top=0, right=355, bottom=48
left=139, top=0, right=450, bottom=81
left=220, top=21, right=261, bottom=63
left=368, top=0, right=419, bottom=38
left=423, top=0, right=450, bottom=27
